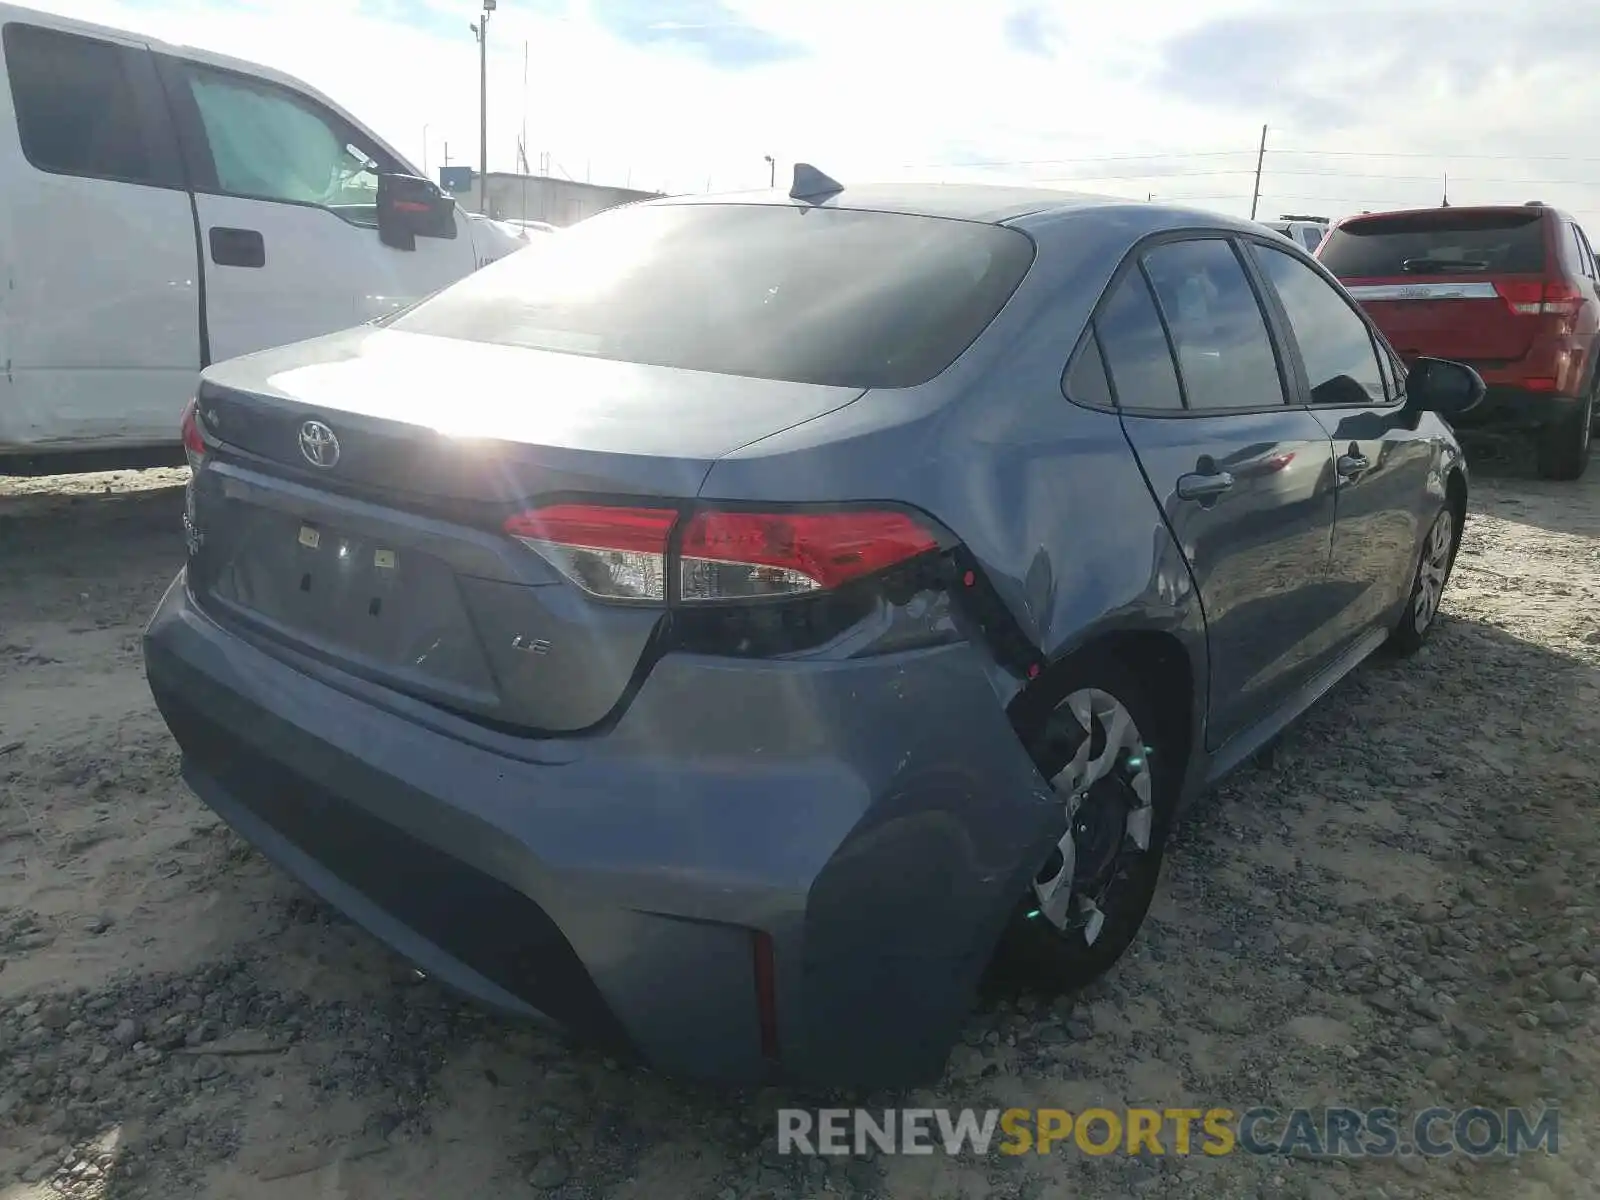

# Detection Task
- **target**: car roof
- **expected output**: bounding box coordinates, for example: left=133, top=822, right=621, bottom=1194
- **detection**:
left=649, top=181, right=1275, bottom=239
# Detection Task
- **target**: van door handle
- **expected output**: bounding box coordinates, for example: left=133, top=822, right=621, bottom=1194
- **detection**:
left=1176, top=470, right=1235, bottom=500
left=209, top=227, right=265, bottom=268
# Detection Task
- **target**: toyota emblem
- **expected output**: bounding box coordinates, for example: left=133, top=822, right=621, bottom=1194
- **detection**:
left=298, top=420, right=340, bottom=469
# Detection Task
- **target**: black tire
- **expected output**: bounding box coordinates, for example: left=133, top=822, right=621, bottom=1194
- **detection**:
left=991, top=653, right=1180, bottom=994
left=1534, top=387, right=1594, bottom=481
left=1387, top=504, right=1456, bottom=657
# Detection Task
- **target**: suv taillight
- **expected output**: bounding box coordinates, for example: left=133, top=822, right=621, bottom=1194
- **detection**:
left=180, top=397, right=207, bottom=470
left=1495, top=279, right=1585, bottom=317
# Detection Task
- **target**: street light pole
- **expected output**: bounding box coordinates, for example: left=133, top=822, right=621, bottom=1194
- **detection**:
left=472, top=0, right=495, bottom=215
left=764, top=155, right=775, bottom=188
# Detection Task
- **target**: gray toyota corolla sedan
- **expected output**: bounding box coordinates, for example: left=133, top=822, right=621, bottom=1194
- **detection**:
left=143, top=168, right=1483, bottom=1088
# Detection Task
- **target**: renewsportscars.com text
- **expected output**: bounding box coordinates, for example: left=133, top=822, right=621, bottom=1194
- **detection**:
left=777, top=1106, right=1559, bottom=1159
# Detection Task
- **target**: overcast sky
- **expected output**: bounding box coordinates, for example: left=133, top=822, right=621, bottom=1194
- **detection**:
left=28, top=0, right=1600, bottom=228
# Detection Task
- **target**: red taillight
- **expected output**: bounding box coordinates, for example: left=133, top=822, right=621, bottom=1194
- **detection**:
left=1495, top=279, right=1584, bottom=316
left=502, top=504, right=941, bottom=604
left=678, top=509, right=940, bottom=602
left=503, top=504, right=678, bottom=601
left=180, top=397, right=206, bottom=469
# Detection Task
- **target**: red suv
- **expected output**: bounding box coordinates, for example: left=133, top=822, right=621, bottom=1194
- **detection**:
left=1317, top=203, right=1599, bottom=479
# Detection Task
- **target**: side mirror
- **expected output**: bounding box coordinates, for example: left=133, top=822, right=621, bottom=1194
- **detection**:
left=1404, top=356, right=1485, bottom=418
left=377, top=173, right=456, bottom=250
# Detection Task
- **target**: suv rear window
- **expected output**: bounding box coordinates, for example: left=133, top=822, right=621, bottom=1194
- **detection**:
left=391, top=202, right=1036, bottom=389
left=1319, top=210, right=1548, bottom=278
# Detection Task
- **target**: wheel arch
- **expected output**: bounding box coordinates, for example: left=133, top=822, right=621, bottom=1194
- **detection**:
left=1005, top=626, right=1199, bottom=804
left=1444, top=464, right=1468, bottom=555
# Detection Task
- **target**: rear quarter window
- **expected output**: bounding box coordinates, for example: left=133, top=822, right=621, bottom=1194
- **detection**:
left=391, top=203, right=1037, bottom=390
left=1319, top=210, right=1548, bottom=277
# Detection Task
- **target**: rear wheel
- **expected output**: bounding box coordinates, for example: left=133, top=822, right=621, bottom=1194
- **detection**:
left=1534, top=387, right=1594, bottom=481
left=1387, top=505, right=1455, bottom=656
left=995, top=657, right=1177, bottom=992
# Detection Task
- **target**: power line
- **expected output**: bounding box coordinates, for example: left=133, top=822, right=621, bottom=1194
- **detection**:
left=898, top=149, right=1256, bottom=169
left=1276, top=147, right=1600, bottom=163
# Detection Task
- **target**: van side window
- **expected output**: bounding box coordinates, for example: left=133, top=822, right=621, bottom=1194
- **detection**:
left=179, top=65, right=386, bottom=225
left=3, top=24, right=176, bottom=188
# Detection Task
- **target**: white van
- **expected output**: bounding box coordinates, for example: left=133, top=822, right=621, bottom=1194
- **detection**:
left=0, top=4, right=524, bottom=472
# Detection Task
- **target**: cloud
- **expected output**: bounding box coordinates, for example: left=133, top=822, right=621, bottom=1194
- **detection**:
left=1002, top=6, right=1062, bottom=58
left=15, top=0, right=1600, bottom=227
left=590, top=0, right=806, bottom=67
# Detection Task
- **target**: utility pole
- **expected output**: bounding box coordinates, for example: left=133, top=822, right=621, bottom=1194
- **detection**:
left=1249, top=124, right=1268, bottom=220
left=470, top=0, right=495, bottom=214
left=1442, top=171, right=1450, bottom=207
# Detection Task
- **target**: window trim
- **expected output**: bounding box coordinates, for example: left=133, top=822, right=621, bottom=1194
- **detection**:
left=3, top=21, right=187, bottom=192
left=1243, top=232, right=1403, bottom=412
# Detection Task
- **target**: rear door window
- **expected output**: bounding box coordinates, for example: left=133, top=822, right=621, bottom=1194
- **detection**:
left=1093, top=269, right=1184, bottom=411
left=1063, top=330, right=1114, bottom=409
left=1141, top=239, right=1286, bottom=411
left=1251, top=242, right=1388, bottom=407
left=1318, top=210, right=1548, bottom=277
left=3, top=23, right=181, bottom=188
left=392, top=202, right=1037, bottom=390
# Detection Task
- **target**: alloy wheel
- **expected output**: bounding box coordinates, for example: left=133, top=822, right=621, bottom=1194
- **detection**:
left=1030, top=688, right=1155, bottom=946
left=1413, top=509, right=1454, bottom=634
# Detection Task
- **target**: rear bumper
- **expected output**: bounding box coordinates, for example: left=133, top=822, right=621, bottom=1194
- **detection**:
left=142, top=572, right=1056, bottom=1088
left=1450, top=386, right=1585, bottom=432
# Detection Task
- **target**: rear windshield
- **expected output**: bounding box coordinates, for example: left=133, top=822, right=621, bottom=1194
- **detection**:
left=1319, top=210, right=1547, bottom=278
left=390, top=202, right=1036, bottom=389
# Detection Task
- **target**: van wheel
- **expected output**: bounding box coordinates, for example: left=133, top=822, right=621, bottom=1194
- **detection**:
left=994, top=656, right=1177, bottom=993
left=1535, top=388, right=1594, bottom=480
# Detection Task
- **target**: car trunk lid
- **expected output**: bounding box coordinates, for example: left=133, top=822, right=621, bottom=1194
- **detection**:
left=187, top=327, right=867, bottom=733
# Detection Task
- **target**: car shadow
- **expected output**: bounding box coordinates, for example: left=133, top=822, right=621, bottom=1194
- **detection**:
left=1455, top=430, right=1600, bottom=537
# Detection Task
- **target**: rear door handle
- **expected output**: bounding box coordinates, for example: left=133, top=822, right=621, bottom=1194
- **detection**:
left=1176, top=470, right=1235, bottom=501
left=1336, top=453, right=1370, bottom=478
left=209, top=226, right=265, bottom=268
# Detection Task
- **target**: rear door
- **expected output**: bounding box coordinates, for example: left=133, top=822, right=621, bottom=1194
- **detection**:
left=1321, top=208, right=1549, bottom=367
left=0, top=20, right=199, bottom=453
left=155, top=55, right=479, bottom=364
left=1092, top=236, right=1338, bottom=748
left=1248, top=238, right=1438, bottom=651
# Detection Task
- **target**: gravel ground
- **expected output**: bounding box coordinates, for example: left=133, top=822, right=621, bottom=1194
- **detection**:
left=2, top=443, right=1599, bottom=1199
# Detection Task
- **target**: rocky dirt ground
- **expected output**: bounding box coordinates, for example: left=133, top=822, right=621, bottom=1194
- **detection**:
left=2, top=443, right=1599, bottom=1200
